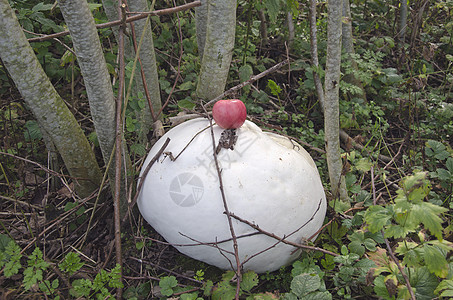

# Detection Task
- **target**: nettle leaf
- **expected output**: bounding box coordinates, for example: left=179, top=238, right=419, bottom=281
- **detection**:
left=424, top=245, right=449, bottom=278
left=290, top=273, right=321, bottom=297
left=364, top=205, right=392, bottom=233
left=410, top=202, right=447, bottom=240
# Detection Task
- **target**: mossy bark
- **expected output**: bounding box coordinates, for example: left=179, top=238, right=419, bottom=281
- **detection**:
left=57, top=0, right=132, bottom=211
left=324, top=0, right=348, bottom=201
left=0, top=0, right=102, bottom=198
left=196, top=0, right=237, bottom=101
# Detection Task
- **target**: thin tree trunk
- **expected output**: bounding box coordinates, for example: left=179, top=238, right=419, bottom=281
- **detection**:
left=0, top=0, right=102, bottom=198
left=342, top=0, right=366, bottom=102
left=309, top=0, right=325, bottom=110
left=397, top=0, right=408, bottom=50
left=102, top=0, right=163, bottom=140
left=287, top=12, right=295, bottom=50
left=57, top=0, right=131, bottom=208
left=196, top=0, right=237, bottom=100
left=195, top=0, right=208, bottom=60
left=127, top=0, right=162, bottom=123
left=324, top=0, right=348, bottom=201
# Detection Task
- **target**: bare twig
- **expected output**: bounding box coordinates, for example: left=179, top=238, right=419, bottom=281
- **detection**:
left=126, top=137, right=171, bottom=216
left=371, top=166, right=415, bottom=300
left=205, top=60, right=290, bottom=107
left=229, top=213, right=338, bottom=257
left=201, top=104, right=241, bottom=299
left=113, top=3, right=127, bottom=296
left=27, top=1, right=201, bottom=43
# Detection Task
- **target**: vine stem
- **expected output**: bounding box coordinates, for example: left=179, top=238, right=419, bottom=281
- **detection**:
left=371, top=166, right=415, bottom=300
left=201, top=104, right=241, bottom=300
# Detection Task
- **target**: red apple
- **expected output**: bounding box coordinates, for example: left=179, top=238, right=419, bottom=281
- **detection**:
left=212, top=99, right=247, bottom=129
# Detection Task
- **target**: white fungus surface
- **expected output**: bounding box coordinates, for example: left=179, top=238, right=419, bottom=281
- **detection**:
left=137, top=118, right=327, bottom=273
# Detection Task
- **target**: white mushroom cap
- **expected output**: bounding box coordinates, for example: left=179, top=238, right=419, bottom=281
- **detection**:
left=137, top=118, right=327, bottom=273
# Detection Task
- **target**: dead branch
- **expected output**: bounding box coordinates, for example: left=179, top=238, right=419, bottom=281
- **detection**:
left=202, top=104, right=242, bottom=299
left=27, top=1, right=201, bottom=43
left=205, top=59, right=290, bottom=107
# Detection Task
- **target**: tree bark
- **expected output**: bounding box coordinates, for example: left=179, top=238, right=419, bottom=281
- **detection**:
left=324, top=0, right=348, bottom=201
left=196, top=0, right=237, bottom=100
left=342, top=0, right=366, bottom=102
left=57, top=0, right=131, bottom=207
left=127, top=0, right=162, bottom=123
left=397, top=0, right=408, bottom=50
left=195, top=0, right=208, bottom=60
left=309, top=0, right=325, bottom=110
left=0, top=0, right=102, bottom=198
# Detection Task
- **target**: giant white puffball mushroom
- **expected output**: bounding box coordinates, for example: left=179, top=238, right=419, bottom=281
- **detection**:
left=137, top=118, right=327, bottom=273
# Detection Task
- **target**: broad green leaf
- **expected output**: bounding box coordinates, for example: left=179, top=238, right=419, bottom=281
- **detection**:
left=354, top=158, right=373, bottom=172
left=363, top=238, right=377, bottom=251
left=410, top=202, right=447, bottom=240
left=239, top=64, right=253, bottom=82
left=435, top=279, right=453, bottom=297
left=303, top=291, right=332, bottom=300
left=407, top=267, right=438, bottom=300
left=348, top=240, right=365, bottom=256
left=177, top=99, right=196, bottom=110
left=32, top=3, right=54, bottom=12
left=384, top=223, right=412, bottom=239
left=240, top=271, right=258, bottom=292
left=159, top=276, right=178, bottom=297
left=364, top=205, right=391, bottom=233
left=290, top=273, right=321, bottom=297
left=263, top=0, right=280, bottom=22
left=424, top=245, right=448, bottom=278
left=446, top=157, right=453, bottom=173
left=212, top=280, right=236, bottom=300
left=436, top=168, right=452, bottom=181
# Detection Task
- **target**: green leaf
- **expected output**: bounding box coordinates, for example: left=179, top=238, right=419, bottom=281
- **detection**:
left=446, top=157, right=453, bottom=173
left=354, top=158, right=373, bottom=172
left=435, top=279, right=453, bottom=297
left=267, top=79, right=282, bottom=96
left=59, top=252, right=84, bottom=275
left=303, top=291, right=332, bottom=300
left=178, top=99, right=196, bottom=110
left=410, top=202, right=447, bottom=240
left=239, top=64, right=253, bottom=82
left=212, top=280, right=236, bottom=300
left=0, top=234, right=12, bottom=252
left=159, top=276, right=178, bottom=296
left=263, top=0, right=281, bottom=22
left=290, top=273, right=321, bottom=297
left=240, top=271, right=258, bottom=292
left=364, top=205, right=391, bottom=233
left=32, top=3, right=54, bottom=12
left=407, top=267, right=438, bottom=300
left=348, top=240, right=365, bottom=256
left=4, top=240, right=22, bottom=277
left=424, top=245, right=448, bottom=278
